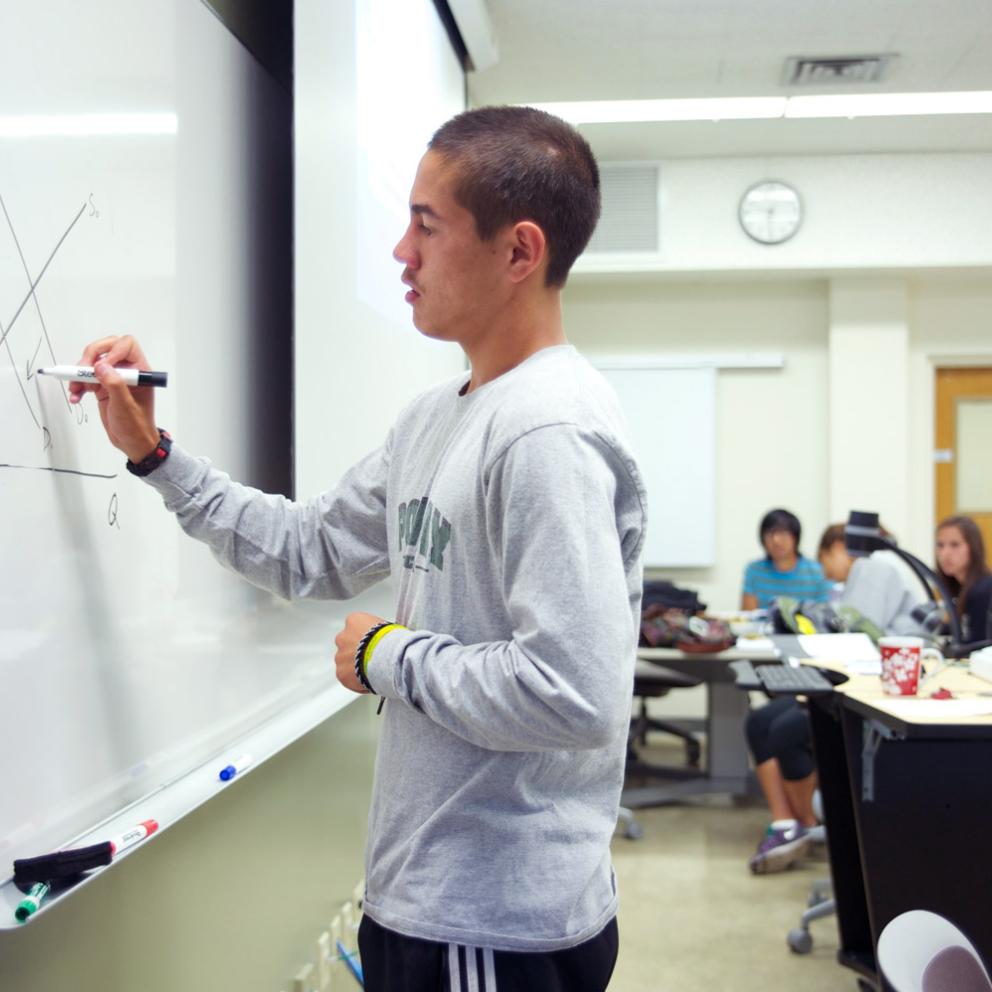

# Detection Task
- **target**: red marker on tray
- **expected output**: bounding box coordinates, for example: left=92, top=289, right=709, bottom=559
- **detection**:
left=109, top=820, right=158, bottom=855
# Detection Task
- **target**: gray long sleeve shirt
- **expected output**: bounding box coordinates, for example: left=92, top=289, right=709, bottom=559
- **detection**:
left=842, top=551, right=928, bottom=636
left=144, top=344, right=647, bottom=951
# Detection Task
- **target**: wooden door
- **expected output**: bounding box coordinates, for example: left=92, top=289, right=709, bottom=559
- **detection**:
left=935, top=368, right=992, bottom=556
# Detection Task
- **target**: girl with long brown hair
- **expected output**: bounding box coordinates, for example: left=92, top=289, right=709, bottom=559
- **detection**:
left=936, top=515, right=992, bottom=643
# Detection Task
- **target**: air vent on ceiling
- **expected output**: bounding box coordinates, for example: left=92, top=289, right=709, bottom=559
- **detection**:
left=783, top=54, right=896, bottom=87
left=586, top=164, right=659, bottom=254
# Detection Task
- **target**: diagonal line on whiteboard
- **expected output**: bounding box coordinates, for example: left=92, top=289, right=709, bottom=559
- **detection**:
left=0, top=199, right=86, bottom=350
left=0, top=193, right=72, bottom=411
left=0, top=310, right=41, bottom=429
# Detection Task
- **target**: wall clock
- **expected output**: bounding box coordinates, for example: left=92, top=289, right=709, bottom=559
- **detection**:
left=738, top=180, right=802, bottom=245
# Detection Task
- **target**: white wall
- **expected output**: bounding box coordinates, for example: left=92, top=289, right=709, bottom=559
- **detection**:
left=578, top=152, right=992, bottom=274
left=564, top=276, right=831, bottom=610
left=908, top=275, right=992, bottom=554
left=567, top=144, right=992, bottom=613
left=564, top=271, right=992, bottom=612
left=828, top=278, right=910, bottom=538
left=294, top=0, right=465, bottom=499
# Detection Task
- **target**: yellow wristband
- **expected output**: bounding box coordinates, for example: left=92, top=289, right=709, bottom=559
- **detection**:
left=363, top=623, right=406, bottom=673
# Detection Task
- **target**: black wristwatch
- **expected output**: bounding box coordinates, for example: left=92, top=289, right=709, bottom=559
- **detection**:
left=126, top=429, right=172, bottom=477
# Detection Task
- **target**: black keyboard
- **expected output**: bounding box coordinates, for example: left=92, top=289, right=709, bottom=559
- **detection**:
left=729, top=660, right=834, bottom=695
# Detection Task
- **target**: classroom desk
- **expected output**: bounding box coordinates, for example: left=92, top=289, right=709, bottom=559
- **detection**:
left=625, top=643, right=779, bottom=808
left=806, top=662, right=992, bottom=991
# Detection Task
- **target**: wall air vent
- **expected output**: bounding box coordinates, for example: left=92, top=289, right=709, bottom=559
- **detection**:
left=783, top=54, right=896, bottom=87
left=585, top=163, right=659, bottom=254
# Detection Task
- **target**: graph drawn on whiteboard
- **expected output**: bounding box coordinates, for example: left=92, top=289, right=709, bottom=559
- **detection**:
left=0, top=191, right=122, bottom=522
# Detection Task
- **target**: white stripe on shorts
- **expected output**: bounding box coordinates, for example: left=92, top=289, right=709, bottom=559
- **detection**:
left=466, top=947, right=480, bottom=992
left=482, top=947, right=496, bottom=991
left=448, top=944, right=461, bottom=992
left=448, top=943, right=498, bottom=992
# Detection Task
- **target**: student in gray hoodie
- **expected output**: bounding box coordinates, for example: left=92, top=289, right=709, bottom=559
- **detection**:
left=71, top=105, right=647, bottom=992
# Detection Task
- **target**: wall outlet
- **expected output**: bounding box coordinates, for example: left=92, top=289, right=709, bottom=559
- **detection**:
left=326, top=914, right=344, bottom=987
left=283, top=880, right=366, bottom=992
left=292, top=962, right=317, bottom=992
left=316, top=931, right=333, bottom=991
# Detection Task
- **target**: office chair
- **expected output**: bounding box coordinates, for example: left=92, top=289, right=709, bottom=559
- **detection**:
left=615, top=805, right=642, bottom=841
left=627, top=659, right=703, bottom=774
left=787, top=790, right=835, bottom=954
left=878, top=910, right=992, bottom=992
left=787, top=878, right=834, bottom=954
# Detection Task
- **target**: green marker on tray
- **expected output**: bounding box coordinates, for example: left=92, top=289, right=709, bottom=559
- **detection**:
left=15, top=881, right=50, bottom=922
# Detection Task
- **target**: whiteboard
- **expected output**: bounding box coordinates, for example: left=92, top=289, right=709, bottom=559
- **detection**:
left=0, top=0, right=334, bottom=870
left=596, top=363, right=717, bottom=567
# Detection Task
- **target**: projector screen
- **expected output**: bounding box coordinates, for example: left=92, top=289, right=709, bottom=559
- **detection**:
left=294, top=0, right=466, bottom=503
left=356, top=0, right=467, bottom=327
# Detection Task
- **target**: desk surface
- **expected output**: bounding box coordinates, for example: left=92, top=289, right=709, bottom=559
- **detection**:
left=643, top=637, right=992, bottom=733
left=639, top=643, right=779, bottom=681
left=807, top=658, right=992, bottom=736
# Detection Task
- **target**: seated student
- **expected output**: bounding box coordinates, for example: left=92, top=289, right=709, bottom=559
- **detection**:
left=741, top=508, right=831, bottom=611
left=745, top=522, right=925, bottom=874
left=744, top=695, right=819, bottom=874
left=936, top=515, right=992, bottom=644
left=839, top=533, right=929, bottom=637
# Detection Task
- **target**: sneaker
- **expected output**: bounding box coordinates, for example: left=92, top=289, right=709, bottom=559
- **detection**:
left=748, top=820, right=811, bottom=874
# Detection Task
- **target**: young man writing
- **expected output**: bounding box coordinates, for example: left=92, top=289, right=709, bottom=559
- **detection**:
left=71, top=106, right=646, bottom=992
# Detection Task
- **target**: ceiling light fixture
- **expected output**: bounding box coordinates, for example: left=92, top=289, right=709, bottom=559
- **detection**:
left=527, top=97, right=787, bottom=124
left=784, top=91, right=992, bottom=118
left=525, top=91, right=992, bottom=125
left=0, top=113, right=178, bottom=138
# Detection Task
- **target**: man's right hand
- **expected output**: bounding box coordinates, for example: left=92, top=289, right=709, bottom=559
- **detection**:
left=69, top=335, right=161, bottom=463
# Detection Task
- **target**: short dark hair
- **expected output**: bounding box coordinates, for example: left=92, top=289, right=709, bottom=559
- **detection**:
left=759, top=508, right=802, bottom=553
left=429, top=106, right=601, bottom=287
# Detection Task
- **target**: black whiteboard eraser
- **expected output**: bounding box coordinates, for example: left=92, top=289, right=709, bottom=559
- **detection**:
left=13, top=841, right=113, bottom=889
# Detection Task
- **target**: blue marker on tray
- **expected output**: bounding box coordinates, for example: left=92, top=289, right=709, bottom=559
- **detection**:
left=218, top=754, right=253, bottom=782
left=336, top=938, right=365, bottom=986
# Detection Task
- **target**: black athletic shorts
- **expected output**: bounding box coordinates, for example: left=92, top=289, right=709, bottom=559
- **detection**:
left=357, top=913, right=619, bottom=992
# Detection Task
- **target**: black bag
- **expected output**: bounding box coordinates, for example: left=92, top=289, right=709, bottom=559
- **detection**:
left=642, top=579, right=706, bottom=615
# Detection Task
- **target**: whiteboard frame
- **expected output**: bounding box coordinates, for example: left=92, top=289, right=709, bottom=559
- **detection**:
left=0, top=685, right=358, bottom=930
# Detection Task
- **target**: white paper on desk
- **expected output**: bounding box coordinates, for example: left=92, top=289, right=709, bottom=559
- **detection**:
left=883, top=698, right=992, bottom=719
left=734, top=636, right=777, bottom=657
left=798, top=633, right=880, bottom=667
left=845, top=658, right=883, bottom=675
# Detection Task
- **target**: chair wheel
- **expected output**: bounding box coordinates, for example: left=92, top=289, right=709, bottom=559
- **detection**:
left=787, top=928, right=813, bottom=954
left=686, top=740, right=702, bottom=767
left=623, top=821, right=644, bottom=840
left=856, top=980, right=877, bottom=992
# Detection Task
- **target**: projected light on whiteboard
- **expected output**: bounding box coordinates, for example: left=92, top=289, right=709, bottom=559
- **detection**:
left=355, top=0, right=463, bottom=329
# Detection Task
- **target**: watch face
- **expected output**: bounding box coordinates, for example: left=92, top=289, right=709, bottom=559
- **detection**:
left=738, top=180, right=802, bottom=245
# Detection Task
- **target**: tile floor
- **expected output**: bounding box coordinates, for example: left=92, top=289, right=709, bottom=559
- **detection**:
left=608, top=796, right=858, bottom=991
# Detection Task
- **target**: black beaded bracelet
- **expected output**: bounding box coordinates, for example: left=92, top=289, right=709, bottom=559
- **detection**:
left=126, top=429, right=172, bottom=477
left=354, top=621, right=395, bottom=694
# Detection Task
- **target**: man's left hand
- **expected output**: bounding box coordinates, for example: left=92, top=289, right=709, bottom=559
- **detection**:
left=335, top=612, right=386, bottom=693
